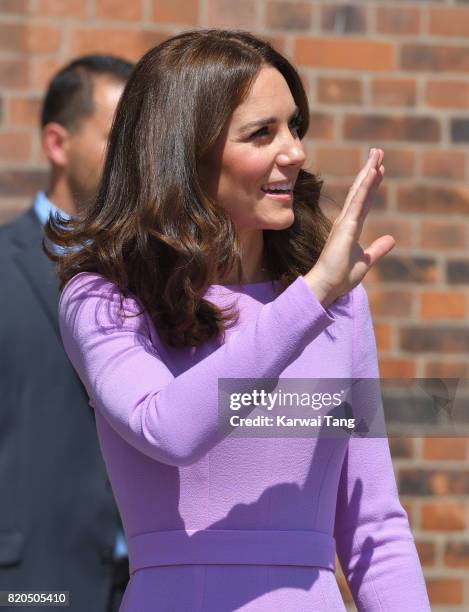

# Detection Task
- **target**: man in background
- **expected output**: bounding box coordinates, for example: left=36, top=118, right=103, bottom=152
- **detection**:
left=0, top=55, right=133, bottom=612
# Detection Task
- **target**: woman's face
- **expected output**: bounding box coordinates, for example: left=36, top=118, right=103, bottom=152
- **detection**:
left=202, top=66, right=307, bottom=233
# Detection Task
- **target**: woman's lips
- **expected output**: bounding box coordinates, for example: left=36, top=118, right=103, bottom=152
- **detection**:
left=260, top=189, right=293, bottom=201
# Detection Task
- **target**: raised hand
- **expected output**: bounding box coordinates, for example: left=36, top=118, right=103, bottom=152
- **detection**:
left=304, top=148, right=395, bottom=308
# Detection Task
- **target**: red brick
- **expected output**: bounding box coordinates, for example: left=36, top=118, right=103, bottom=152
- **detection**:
left=307, top=112, right=335, bottom=140
left=0, top=23, right=23, bottom=53
left=8, top=97, right=41, bottom=127
left=344, top=115, right=440, bottom=142
left=0, top=132, right=31, bottom=162
left=361, top=216, right=413, bottom=249
left=421, top=220, right=467, bottom=250
left=397, top=185, right=469, bottom=214
left=70, top=28, right=169, bottom=61
left=374, top=256, right=437, bottom=284
left=96, top=0, right=143, bottom=21
left=31, top=58, right=62, bottom=89
left=380, top=149, right=415, bottom=178
left=452, top=118, right=469, bottom=144
left=0, top=169, right=46, bottom=197
left=426, top=81, right=469, bottom=109
left=432, top=471, right=469, bottom=496
left=447, top=259, right=469, bottom=284
left=371, top=78, right=416, bottom=107
left=429, top=7, right=469, bottom=37
left=400, top=326, right=469, bottom=353
left=374, top=322, right=392, bottom=352
left=376, top=6, right=420, bottom=35
left=427, top=578, right=464, bottom=605
left=37, top=147, right=47, bottom=165
left=206, top=0, right=256, bottom=28
left=422, top=438, right=467, bottom=461
left=266, top=1, right=312, bottom=31
left=298, top=69, right=311, bottom=94
left=294, top=38, right=394, bottom=72
left=152, top=0, right=199, bottom=25
left=379, top=359, right=416, bottom=378
left=444, top=542, right=469, bottom=568
left=315, top=147, right=361, bottom=177
left=368, top=289, right=413, bottom=318
left=400, top=468, right=469, bottom=496
left=402, top=44, right=469, bottom=73
left=320, top=5, right=366, bottom=34
left=420, top=291, right=466, bottom=320
left=452, top=118, right=469, bottom=143
left=35, top=0, right=87, bottom=17
left=415, top=540, right=436, bottom=567
left=317, top=77, right=362, bottom=105
left=424, top=361, right=468, bottom=378
left=389, top=438, right=415, bottom=459
left=26, top=25, right=61, bottom=54
left=0, top=0, right=28, bottom=13
left=422, top=150, right=466, bottom=180
left=0, top=23, right=61, bottom=54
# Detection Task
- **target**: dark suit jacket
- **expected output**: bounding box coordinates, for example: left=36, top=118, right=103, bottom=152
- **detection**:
left=0, top=207, right=126, bottom=611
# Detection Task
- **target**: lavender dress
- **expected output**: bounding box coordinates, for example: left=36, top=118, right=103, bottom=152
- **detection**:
left=59, top=273, right=430, bottom=611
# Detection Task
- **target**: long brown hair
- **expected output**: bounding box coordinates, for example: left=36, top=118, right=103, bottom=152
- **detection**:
left=44, top=29, right=331, bottom=348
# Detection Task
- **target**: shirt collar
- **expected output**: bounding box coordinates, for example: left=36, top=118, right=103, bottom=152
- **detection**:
left=33, top=191, right=72, bottom=227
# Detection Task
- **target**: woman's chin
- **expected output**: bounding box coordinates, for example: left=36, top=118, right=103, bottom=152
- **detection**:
left=262, top=211, right=295, bottom=231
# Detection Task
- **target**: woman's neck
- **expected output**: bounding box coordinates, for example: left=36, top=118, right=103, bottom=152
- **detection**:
left=215, top=228, right=273, bottom=285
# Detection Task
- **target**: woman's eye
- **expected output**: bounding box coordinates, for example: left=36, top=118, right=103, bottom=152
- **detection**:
left=250, top=117, right=303, bottom=140
left=251, top=127, right=269, bottom=139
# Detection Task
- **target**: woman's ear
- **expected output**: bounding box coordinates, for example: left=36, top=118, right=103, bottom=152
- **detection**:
left=41, top=122, right=71, bottom=168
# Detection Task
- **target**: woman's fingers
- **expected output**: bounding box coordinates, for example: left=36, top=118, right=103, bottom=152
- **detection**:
left=340, top=148, right=383, bottom=219
left=343, top=165, right=379, bottom=229
left=363, top=234, right=396, bottom=268
left=376, top=149, right=384, bottom=168
left=344, top=156, right=385, bottom=233
left=307, top=148, right=391, bottom=304
left=356, top=164, right=385, bottom=228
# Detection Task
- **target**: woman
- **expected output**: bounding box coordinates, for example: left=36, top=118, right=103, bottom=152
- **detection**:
left=46, top=30, right=430, bottom=611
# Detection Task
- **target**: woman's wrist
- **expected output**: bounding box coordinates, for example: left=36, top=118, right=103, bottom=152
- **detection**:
left=302, top=269, right=336, bottom=309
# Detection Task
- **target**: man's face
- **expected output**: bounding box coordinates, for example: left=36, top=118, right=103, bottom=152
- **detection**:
left=66, top=76, right=124, bottom=210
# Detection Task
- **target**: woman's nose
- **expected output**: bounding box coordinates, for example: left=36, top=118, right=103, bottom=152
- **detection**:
left=276, top=135, right=306, bottom=167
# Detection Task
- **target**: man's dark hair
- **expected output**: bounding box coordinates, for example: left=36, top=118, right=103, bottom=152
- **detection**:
left=40, top=54, right=134, bottom=131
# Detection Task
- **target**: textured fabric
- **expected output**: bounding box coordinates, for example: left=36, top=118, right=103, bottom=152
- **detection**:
left=0, top=209, right=124, bottom=611
left=58, top=272, right=431, bottom=611
left=120, top=565, right=346, bottom=612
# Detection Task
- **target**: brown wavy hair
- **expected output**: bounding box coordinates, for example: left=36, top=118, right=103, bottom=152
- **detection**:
left=44, top=29, right=332, bottom=348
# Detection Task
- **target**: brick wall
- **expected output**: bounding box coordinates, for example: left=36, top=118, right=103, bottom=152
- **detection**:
left=0, top=0, right=468, bottom=609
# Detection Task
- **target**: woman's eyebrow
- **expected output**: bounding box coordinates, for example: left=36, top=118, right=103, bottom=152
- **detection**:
left=239, top=107, right=300, bottom=133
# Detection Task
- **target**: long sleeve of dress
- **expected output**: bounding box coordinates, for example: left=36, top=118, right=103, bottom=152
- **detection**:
left=333, top=283, right=431, bottom=611
left=58, top=272, right=334, bottom=467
